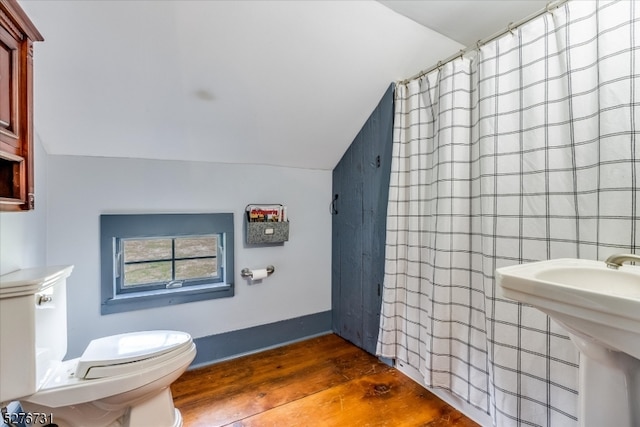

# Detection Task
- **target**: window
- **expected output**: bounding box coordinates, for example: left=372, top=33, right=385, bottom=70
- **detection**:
left=100, top=213, right=234, bottom=314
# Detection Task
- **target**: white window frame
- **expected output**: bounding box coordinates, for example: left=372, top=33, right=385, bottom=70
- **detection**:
left=100, top=213, right=234, bottom=315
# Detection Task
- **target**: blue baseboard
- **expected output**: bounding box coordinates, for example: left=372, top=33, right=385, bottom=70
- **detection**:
left=190, top=310, right=332, bottom=368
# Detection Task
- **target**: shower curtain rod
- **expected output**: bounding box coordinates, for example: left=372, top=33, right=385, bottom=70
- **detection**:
left=398, top=0, right=570, bottom=85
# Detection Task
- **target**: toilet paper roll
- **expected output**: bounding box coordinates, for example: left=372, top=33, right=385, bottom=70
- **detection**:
left=251, top=268, right=269, bottom=280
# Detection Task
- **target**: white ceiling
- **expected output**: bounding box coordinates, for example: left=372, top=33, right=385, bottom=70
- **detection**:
left=379, top=1, right=549, bottom=47
left=19, top=1, right=549, bottom=171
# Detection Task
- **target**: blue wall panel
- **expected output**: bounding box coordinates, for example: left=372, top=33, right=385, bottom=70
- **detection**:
left=332, top=84, right=394, bottom=354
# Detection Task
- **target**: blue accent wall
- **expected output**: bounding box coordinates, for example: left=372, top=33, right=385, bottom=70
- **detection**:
left=332, top=84, right=394, bottom=354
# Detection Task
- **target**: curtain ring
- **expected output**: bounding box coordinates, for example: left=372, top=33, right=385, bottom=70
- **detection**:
left=476, top=40, right=483, bottom=50
left=436, top=61, right=442, bottom=71
left=546, top=1, right=554, bottom=14
left=507, top=22, right=515, bottom=35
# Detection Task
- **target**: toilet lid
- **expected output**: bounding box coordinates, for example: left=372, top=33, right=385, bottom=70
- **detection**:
left=75, top=330, right=192, bottom=379
left=0, top=265, right=73, bottom=298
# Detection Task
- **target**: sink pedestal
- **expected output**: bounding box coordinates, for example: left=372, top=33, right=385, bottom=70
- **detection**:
left=568, top=330, right=640, bottom=427
left=495, top=258, right=640, bottom=427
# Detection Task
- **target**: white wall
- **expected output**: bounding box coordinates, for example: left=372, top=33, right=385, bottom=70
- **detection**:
left=0, top=136, right=48, bottom=275
left=46, top=155, right=332, bottom=358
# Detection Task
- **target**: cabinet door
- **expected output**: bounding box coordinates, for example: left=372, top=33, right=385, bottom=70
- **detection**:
left=0, top=24, right=19, bottom=154
left=332, top=84, right=394, bottom=355
left=0, top=0, right=42, bottom=210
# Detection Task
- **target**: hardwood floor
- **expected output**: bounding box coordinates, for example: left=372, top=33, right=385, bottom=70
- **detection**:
left=171, top=333, right=480, bottom=427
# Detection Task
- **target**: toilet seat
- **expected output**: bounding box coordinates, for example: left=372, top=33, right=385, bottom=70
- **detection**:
left=76, top=330, right=192, bottom=379
left=24, top=333, right=196, bottom=408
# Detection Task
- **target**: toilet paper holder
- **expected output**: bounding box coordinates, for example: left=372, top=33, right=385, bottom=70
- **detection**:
left=241, top=265, right=275, bottom=279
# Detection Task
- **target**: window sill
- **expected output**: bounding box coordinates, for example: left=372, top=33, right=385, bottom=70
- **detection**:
left=101, top=282, right=233, bottom=315
left=100, top=213, right=235, bottom=315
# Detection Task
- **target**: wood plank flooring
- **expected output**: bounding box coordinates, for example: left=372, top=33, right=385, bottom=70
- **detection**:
left=171, top=333, right=480, bottom=427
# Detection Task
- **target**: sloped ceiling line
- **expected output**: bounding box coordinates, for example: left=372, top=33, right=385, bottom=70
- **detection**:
left=19, top=0, right=547, bottom=170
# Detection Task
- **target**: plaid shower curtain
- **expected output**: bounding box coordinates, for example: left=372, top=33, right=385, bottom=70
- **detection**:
left=376, top=1, right=638, bottom=426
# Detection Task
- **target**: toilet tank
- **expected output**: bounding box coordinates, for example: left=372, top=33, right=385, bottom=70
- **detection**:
left=0, top=266, right=73, bottom=404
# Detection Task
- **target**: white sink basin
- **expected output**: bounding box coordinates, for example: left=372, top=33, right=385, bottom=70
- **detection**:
left=496, top=259, right=640, bottom=354
left=496, top=258, right=640, bottom=427
left=537, top=264, right=640, bottom=296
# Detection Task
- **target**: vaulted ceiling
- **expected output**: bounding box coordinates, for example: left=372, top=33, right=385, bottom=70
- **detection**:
left=19, top=0, right=548, bottom=171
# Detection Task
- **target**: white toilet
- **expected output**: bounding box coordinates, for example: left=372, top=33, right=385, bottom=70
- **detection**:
left=0, top=265, right=197, bottom=427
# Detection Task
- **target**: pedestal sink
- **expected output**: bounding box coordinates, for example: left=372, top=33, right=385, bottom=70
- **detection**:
left=495, top=258, right=640, bottom=427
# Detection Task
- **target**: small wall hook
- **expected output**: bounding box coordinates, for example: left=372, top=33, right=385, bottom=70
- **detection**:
left=330, top=194, right=339, bottom=215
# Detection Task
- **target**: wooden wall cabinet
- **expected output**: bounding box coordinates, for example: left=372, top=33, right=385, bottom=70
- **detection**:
left=0, top=0, right=42, bottom=211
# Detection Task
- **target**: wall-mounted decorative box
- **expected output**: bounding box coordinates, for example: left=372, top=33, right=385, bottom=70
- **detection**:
left=245, top=220, right=289, bottom=244
left=245, top=204, right=289, bottom=244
